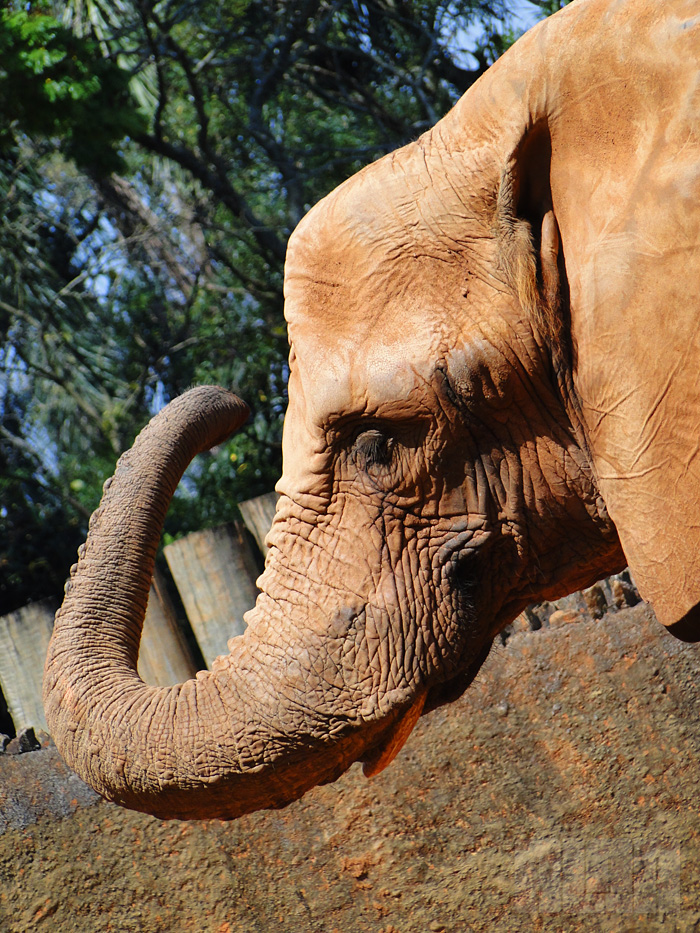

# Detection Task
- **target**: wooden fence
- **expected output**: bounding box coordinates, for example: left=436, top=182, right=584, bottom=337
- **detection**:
left=0, top=485, right=639, bottom=739
left=0, top=491, right=278, bottom=737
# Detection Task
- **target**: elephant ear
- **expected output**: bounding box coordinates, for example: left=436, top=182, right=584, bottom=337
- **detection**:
left=449, top=0, right=700, bottom=637
left=497, top=120, right=700, bottom=642
left=590, top=386, right=700, bottom=644
left=490, top=114, right=700, bottom=641
left=496, top=121, right=569, bottom=372
left=590, top=399, right=700, bottom=644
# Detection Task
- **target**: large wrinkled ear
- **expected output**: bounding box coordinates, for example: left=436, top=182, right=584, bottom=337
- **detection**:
left=496, top=122, right=569, bottom=369
left=497, top=127, right=700, bottom=643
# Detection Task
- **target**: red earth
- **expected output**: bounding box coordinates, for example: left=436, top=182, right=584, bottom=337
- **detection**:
left=1, top=599, right=699, bottom=932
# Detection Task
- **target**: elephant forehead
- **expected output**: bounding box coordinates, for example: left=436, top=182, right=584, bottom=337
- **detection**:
left=282, top=149, right=491, bottom=429
left=289, top=324, right=438, bottom=428
left=285, top=255, right=452, bottom=427
left=285, top=131, right=485, bottom=264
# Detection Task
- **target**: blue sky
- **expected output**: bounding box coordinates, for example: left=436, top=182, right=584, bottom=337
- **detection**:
left=510, top=0, right=547, bottom=32
left=451, top=1, right=547, bottom=70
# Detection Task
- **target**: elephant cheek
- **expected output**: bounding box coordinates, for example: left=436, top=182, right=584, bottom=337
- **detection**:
left=438, top=485, right=467, bottom=517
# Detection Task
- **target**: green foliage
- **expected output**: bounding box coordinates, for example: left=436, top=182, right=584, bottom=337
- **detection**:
left=0, top=7, right=144, bottom=174
left=0, top=391, right=85, bottom=610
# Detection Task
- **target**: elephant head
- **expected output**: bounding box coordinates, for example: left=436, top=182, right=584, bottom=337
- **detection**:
left=44, top=0, right=700, bottom=819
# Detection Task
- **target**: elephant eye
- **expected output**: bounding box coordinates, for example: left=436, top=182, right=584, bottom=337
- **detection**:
left=352, top=429, right=395, bottom=473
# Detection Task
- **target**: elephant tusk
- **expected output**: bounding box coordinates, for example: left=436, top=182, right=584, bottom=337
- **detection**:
left=362, top=687, right=428, bottom=778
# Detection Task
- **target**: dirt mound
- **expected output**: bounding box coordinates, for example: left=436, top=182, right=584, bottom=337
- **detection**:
left=1, top=602, right=699, bottom=932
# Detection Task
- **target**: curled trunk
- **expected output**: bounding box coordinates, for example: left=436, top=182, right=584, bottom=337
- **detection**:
left=43, top=387, right=398, bottom=819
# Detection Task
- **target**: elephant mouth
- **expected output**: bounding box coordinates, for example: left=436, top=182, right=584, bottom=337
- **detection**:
left=361, top=687, right=428, bottom=777
left=359, top=638, right=493, bottom=778
left=423, top=638, right=493, bottom=714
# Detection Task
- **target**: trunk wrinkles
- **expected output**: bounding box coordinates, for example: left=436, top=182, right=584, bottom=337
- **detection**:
left=43, top=386, right=399, bottom=820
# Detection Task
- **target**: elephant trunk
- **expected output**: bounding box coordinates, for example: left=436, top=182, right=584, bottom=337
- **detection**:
left=43, top=387, right=407, bottom=820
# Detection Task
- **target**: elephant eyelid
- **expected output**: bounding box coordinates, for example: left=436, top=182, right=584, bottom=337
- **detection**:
left=351, top=428, right=395, bottom=470
left=329, top=411, right=431, bottom=442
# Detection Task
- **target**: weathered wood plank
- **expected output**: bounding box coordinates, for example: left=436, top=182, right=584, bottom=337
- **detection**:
left=238, top=491, right=279, bottom=555
left=0, top=599, right=57, bottom=733
left=137, top=568, right=199, bottom=686
left=164, top=523, right=260, bottom=667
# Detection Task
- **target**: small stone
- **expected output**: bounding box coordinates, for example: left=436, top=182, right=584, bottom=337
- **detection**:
left=582, top=582, right=607, bottom=619
left=17, top=727, right=41, bottom=753
left=547, top=609, right=577, bottom=628
left=509, top=612, right=532, bottom=634
left=495, top=700, right=509, bottom=717
left=529, top=603, right=552, bottom=629
left=429, top=922, right=445, bottom=932
left=609, top=579, right=626, bottom=610
left=610, top=575, right=641, bottom=610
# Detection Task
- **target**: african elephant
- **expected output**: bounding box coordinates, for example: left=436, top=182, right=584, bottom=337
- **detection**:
left=44, top=0, right=700, bottom=820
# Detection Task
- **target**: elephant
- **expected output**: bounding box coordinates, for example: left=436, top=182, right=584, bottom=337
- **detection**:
left=44, top=0, right=700, bottom=821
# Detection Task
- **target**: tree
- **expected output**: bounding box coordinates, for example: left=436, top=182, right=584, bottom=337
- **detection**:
left=1, top=0, right=563, bottom=614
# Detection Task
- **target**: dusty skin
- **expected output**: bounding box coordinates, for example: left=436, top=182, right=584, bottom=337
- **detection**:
left=43, top=0, right=700, bottom=824
left=9, top=602, right=700, bottom=932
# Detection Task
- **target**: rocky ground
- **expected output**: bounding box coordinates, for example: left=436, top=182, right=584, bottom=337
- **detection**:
left=1, top=598, right=699, bottom=933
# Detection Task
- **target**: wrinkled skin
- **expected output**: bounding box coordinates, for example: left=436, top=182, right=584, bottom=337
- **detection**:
left=45, top=0, right=700, bottom=820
